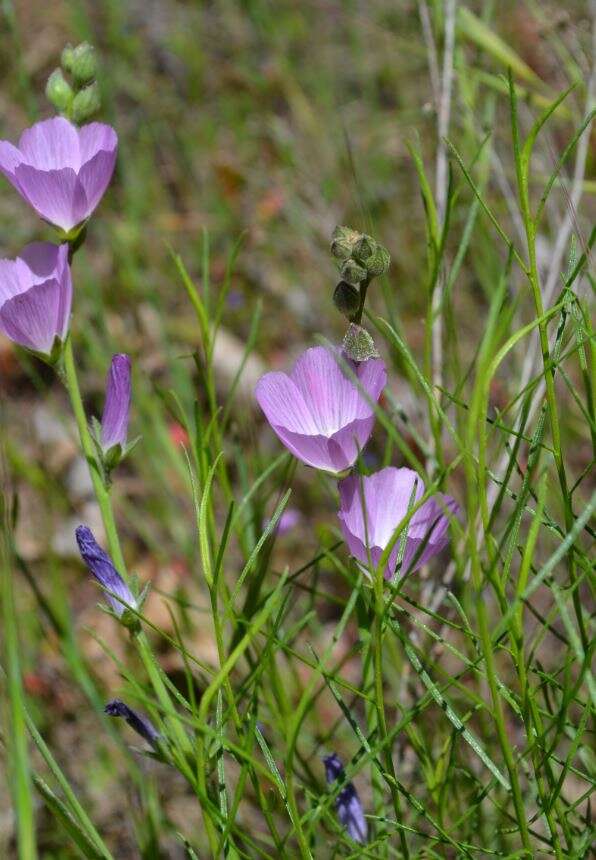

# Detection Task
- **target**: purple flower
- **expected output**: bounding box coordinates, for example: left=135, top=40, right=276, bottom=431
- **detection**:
left=338, top=467, right=459, bottom=580
left=104, top=700, right=160, bottom=748
left=100, top=354, right=131, bottom=454
left=75, top=525, right=136, bottom=617
left=323, top=753, right=368, bottom=844
left=255, top=346, right=386, bottom=474
left=0, top=242, right=72, bottom=357
left=0, top=117, right=117, bottom=232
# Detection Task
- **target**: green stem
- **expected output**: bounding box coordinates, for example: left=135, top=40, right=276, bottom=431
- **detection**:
left=372, top=594, right=409, bottom=859
left=351, top=277, right=370, bottom=325
left=510, top=86, right=588, bottom=654
left=62, top=336, right=125, bottom=570
left=476, top=597, right=532, bottom=854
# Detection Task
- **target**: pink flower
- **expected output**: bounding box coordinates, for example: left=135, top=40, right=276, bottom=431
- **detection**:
left=0, top=242, right=72, bottom=357
left=255, top=346, right=386, bottom=474
left=0, top=117, right=117, bottom=232
left=338, top=467, right=459, bottom=580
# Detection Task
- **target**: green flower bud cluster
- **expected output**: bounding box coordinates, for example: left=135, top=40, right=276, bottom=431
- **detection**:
left=330, top=225, right=390, bottom=320
left=331, top=225, right=390, bottom=362
left=331, top=225, right=390, bottom=278
left=46, top=42, right=101, bottom=124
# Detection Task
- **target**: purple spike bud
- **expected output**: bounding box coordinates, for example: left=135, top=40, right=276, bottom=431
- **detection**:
left=75, top=525, right=135, bottom=617
left=104, top=700, right=160, bottom=748
left=255, top=346, right=386, bottom=475
left=0, top=242, right=72, bottom=357
left=100, top=354, right=131, bottom=454
left=0, top=117, right=118, bottom=233
left=323, top=753, right=368, bottom=844
left=338, top=467, right=459, bottom=580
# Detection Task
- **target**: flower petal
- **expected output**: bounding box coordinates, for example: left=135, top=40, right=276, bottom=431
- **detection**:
left=0, top=278, right=66, bottom=354
left=19, top=117, right=80, bottom=171
left=355, top=356, right=387, bottom=402
left=17, top=241, right=68, bottom=282
left=268, top=426, right=339, bottom=471
left=256, top=371, right=318, bottom=435
left=77, top=148, right=117, bottom=216
left=328, top=416, right=376, bottom=470
left=78, top=122, right=118, bottom=163
left=14, top=164, right=87, bottom=231
left=0, top=259, right=25, bottom=303
left=0, top=141, right=22, bottom=183
left=290, top=347, right=385, bottom=435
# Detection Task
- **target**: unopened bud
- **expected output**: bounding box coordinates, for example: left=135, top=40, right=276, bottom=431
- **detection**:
left=70, top=42, right=97, bottom=85
left=365, top=244, right=391, bottom=277
left=340, top=258, right=367, bottom=286
left=45, top=69, right=73, bottom=112
left=333, top=281, right=360, bottom=318
left=342, top=323, right=379, bottom=362
left=352, top=234, right=376, bottom=264
left=331, top=225, right=360, bottom=260
left=61, top=44, right=75, bottom=73
left=71, top=82, right=101, bottom=123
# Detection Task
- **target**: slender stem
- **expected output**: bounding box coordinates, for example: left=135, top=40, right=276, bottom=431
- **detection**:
left=476, top=595, right=532, bottom=854
left=61, top=336, right=125, bottom=571
left=464, top=436, right=532, bottom=852
left=351, top=277, right=370, bottom=325
left=510, top=85, right=588, bottom=654
left=372, top=592, right=409, bottom=859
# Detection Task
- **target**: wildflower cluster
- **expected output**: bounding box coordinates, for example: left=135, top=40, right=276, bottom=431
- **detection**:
left=253, top=225, right=459, bottom=842
left=256, top=230, right=458, bottom=587
left=0, top=57, right=134, bottom=597
left=1, top=42, right=461, bottom=853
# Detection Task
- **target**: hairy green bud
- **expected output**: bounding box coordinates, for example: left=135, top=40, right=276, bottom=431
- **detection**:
left=71, top=82, right=101, bottom=123
left=331, top=225, right=360, bottom=260
left=45, top=68, right=73, bottom=112
left=70, top=42, right=97, bottom=86
left=352, top=234, right=376, bottom=264
left=340, top=258, right=367, bottom=285
left=342, top=323, right=379, bottom=362
left=365, top=244, right=391, bottom=277
left=333, top=281, right=360, bottom=318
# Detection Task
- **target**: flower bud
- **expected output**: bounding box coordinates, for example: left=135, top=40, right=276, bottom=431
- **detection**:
left=331, top=225, right=360, bottom=260
left=340, top=258, right=367, bottom=286
left=333, top=281, right=360, bottom=318
left=45, top=69, right=74, bottom=113
left=323, top=753, right=368, bottom=844
left=105, top=700, right=161, bottom=749
left=75, top=525, right=138, bottom=624
left=61, top=44, right=75, bottom=73
left=342, top=323, right=379, bottom=362
left=365, top=244, right=391, bottom=277
left=352, top=234, right=376, bottom=264
left=100, top=354, right=131, bottom=465
left=70, top=42, right=97, bottom=85
left=71, top=82, right=101, bottom=123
